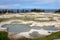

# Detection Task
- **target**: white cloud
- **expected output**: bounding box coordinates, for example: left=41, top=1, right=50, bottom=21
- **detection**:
left=12, top=4, right=20, bottom=6
left=0, top=4, right=20, bottom=8
left=18, top=0, right=56, bottom=4
left=0, top=0, right=59, bottom=5
left=0, top=5, right=8, bottom=9
left=0, top=0, right=60, bottom=9
left=34, top=0, right=55, bottom=4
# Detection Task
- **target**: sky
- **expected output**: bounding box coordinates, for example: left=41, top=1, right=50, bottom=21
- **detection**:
left=0, top=0, right=60, bottom=9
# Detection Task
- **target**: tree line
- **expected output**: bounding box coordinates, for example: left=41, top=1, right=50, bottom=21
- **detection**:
left=0, top=9, right=44, bottom=14
left=55, top=9, right=60, bottom=13
left=0, top=9, right=60, bottom=14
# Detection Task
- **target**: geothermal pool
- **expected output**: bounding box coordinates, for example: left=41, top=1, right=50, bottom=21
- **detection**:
left=2, top=21, right=58, bottom=33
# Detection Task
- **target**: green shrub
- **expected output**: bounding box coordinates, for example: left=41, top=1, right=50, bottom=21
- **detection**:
left=0, top=31, right=9, bottom=40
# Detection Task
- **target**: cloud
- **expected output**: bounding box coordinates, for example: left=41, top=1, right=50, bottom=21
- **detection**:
left=0, top=0, right=60, bottom=9
left=11, top=4, right=20, bottom=6
left=0, top=4, right=20, bottom=9
left=0, top=0, right=58, bottom=4
left=18, top=0, right=56, bottom=4
left=24, top=0, right=54, bottom=4
left=0, top=5, right=8, bottom=9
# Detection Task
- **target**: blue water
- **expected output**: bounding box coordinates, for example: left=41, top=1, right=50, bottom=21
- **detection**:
left=2, top=21, right=58, bottom=33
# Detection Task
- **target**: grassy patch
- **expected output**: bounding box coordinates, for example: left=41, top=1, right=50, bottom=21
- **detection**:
left=0, top=31, right=9, bottom=40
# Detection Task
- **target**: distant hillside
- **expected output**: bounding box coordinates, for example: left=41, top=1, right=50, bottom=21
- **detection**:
left=44, top=9, right=57, bottom=13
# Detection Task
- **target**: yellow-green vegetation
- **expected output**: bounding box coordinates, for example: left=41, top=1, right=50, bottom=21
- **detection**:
left=0, top=14, right=35, bottom=22
left=0, top=15, right=56, bottom=22
left=0, top=13, right=57, bottom=22
left=0, top=18, right=9, bottom=22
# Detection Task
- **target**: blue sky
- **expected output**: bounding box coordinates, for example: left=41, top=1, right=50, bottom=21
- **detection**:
left=0, top=0, right=60, bottom=9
